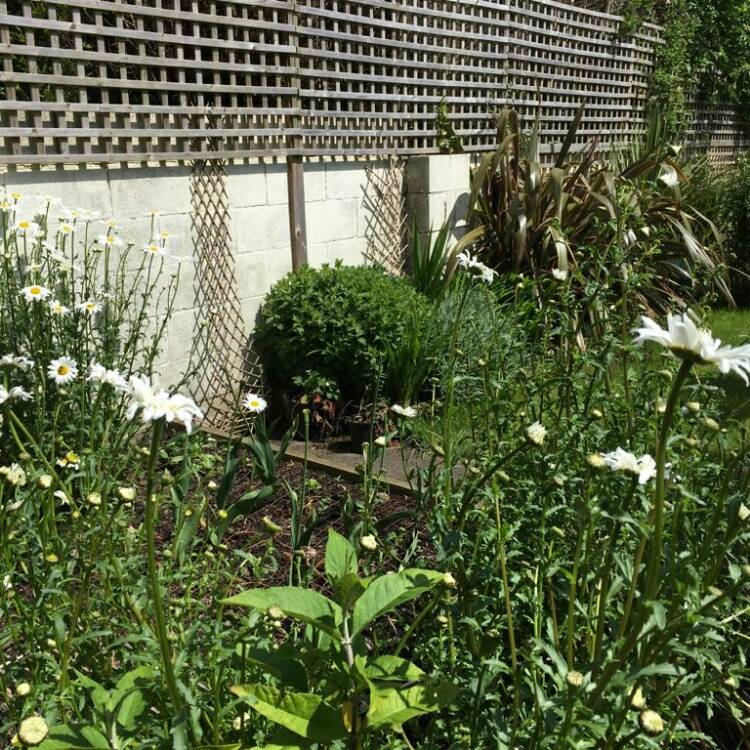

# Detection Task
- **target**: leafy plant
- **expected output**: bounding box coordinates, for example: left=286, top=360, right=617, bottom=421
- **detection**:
left=223, top=529, right=457, bottom=748
left=465, top=106, right=731, bottom=312
left=254, top=263, right=430, bottom=401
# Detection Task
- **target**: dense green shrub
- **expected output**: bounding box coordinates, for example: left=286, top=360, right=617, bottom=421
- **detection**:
left=721, top=152, right=750, bottom=306
left=254, top=263, right=430, bottom=400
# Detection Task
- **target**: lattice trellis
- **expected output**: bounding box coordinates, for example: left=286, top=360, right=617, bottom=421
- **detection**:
left=362, top=159, right=407, bottom=274
left=190, top=121, right=262, bottom=434
left=0, top=0, right=297, bottom=163
left=0, top=0, right=744, bottom=165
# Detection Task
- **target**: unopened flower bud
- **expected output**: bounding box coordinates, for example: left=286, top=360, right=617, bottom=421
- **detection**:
left=15, top=682, right=31, bottom=697
left=639, top=709, right=664, bottom=735
left=566, top=670, right=584, bottom=688
left=630, top=687, right=646, bottom=710
left=18, top=716, right=49, bottom=746
left=360, top=534, right=377, bottom=551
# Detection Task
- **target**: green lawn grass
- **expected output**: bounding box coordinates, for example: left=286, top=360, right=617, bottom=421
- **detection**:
left=707, top=309, right=750, bottom=420
left=707, top=308, right=750, bottom=345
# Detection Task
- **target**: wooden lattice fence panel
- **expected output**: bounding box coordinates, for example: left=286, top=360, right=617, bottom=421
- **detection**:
left=0, top=0, right=744, bottom=164
left=0, top=0, right=298, bottom=163
left=294, top=0, right=506, bottom=155
left=505, top=0, right=660, bottom=157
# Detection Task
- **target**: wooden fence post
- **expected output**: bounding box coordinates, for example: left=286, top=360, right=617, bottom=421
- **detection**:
left=286, top=0, right=307, bottom=270
left=287, top=155, right=308, bottom=269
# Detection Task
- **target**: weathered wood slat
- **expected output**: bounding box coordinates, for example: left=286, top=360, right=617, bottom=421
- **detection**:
left=0, top=0, right=741, bottom=165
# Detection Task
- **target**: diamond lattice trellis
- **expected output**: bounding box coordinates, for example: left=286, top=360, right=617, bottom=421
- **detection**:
left=190, top=121, right=262, bottom=433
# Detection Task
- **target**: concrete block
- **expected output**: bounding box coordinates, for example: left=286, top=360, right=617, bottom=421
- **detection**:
left=240, top=296, right=263, bottom=330
left=306, top=198, right=358, bottom=244
left=327, top=236, right=368, bottom=266
left=325, top=162, right=369, bottom=200
left=304, top=163, right=326, bottom=202
left=233, top=204, right=290, bottom=253
left=108, top=166, right=192, bottom=219
left=4, top=168, right=114, bottom=219
left=264, top=163, right=288, bottom=206
left=428, top=153, right=471, bottom=194
left=225, top=163, right=267, bottom=209
left=167, top=307, right=197, bottom=364
left=307, top=241, right=328, bottom=269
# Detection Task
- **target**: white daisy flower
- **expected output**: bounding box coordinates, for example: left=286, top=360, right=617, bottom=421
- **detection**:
left=47, top=356, right=78, bottom=385
left=75, top=300, right=102, bottom=316
left=552, top=268, right=568, bottom=281
left=95, top=234, right=123, bottom=249
left=88, top=362, right=127, bottom=390
left=20, top=285, right=51, bottom=303
left=161, top=393, right=203, bottom=434
left=457, top=251, right=497, bottom=284
left=634, top=312, right=750, bottom=384
left=57, top=223, right=74, bottom=235
left=1, top=463, right=27, bottom=487
left=13, top=218, right=39, bottom=237
left=9, top=386, right=32, bottom=402
left=0, top=354, right=34, bottom=371
left=391, top=404, right=417, bottom=418
left=143, top=241, right=167, bottom=257
left=243, top=392, right=268, bottom=413
left=48, top=299, right=70, bottom=316
left=526, top=421, right=547, bottom=446
left=125, top=375, right=202, bottom=433
left=56, top=451, right=80, bottom=470
left=601, top=448, right=656, bottom=485
left=0, top=386, right=8, bottom=405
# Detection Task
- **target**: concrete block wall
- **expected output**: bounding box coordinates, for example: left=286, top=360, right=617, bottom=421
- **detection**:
left=405, top=153, right=471, bottom=243
left=0, top=159, right=394, bottom=384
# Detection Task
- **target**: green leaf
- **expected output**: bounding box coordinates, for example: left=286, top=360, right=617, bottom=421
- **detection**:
left=223, top=587, right=342, bottom=639
left=324, top=529, right=358, bottom=586
left=216, top=486, right=274, bottom=542
left=231, top=684, right=348, bottom=742
left=365, top=681, right=457, bottom=730
left=363, top=656, right=425, bottom=684
left=351, top=569, right=444, bottom=636
left=113, top=689, right=148, bottom=733
left=334, top=572, right=367, bottom=612
left=243, top=647, right=309, bottom=691
left=38, top=725, right=110, bottom=749
left=73, top=671, right=108, bottom=713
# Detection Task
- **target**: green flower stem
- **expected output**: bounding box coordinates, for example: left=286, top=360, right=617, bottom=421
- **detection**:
left=394, top=589, right=440, bottom=657
left=494, top=490, right=521, bottom=741
left=144, top=419, right=183, bottom=713
left=644, top=358, right=692, bottom=602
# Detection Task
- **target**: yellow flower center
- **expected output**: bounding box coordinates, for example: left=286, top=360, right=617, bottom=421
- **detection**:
left=30, top=286, right=42, bottom=295
left=19, top=220, right=30, bottom=229
left=57, top=365, right=69, bottom=376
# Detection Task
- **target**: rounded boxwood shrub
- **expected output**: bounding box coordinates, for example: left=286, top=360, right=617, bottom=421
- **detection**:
left=254, top=263, right=430, bottom=401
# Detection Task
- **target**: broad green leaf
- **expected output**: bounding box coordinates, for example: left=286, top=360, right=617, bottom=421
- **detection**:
left=243, top=647, right=308, bottom=691
left=364, top=656, right=425, bottom=684
left=112, top=665, right=153, bottom=701
left=73, top=671, right=108, bottom=713
left=351, top=569, right=445, bottom=636
left=223, top=587, right=342, bottom=639
left=324, top=529, right=358, bottom=586
left=231, top=684, right=347, bottom=742
left=114, top=689, right=148, bottom=732
left=334, top=572, right=367, bottom=612
left=38, top=725, right=110, bottom=749
left=365, top=681, right=457, bottom=730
